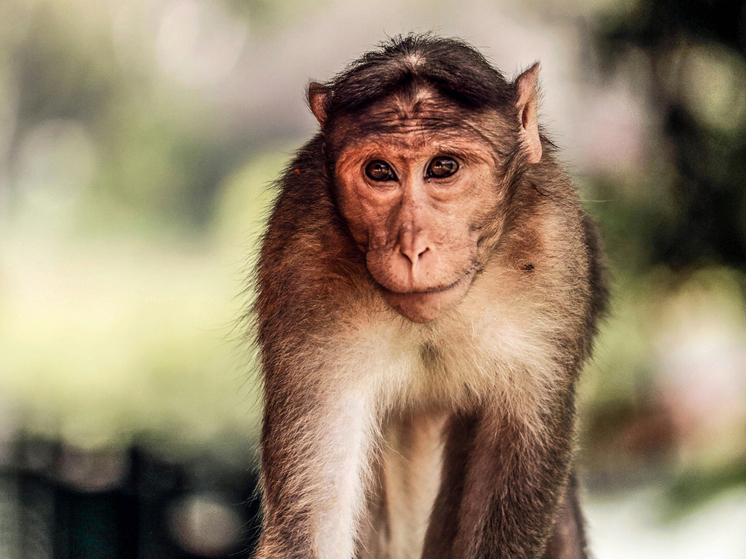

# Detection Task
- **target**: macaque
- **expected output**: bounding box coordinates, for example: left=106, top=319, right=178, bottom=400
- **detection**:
left=253, top=34, right=607, bottom=559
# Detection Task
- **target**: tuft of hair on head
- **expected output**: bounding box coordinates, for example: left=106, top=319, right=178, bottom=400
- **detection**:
left=307, top=33, right=516, bottom=130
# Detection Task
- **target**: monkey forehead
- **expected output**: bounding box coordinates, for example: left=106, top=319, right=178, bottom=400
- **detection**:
left=328, top=89, right=500, bottom=151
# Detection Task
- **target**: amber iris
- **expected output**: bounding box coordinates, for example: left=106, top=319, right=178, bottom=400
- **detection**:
left=365, top=160, right=397, bottom=182
left=426, top=157, right=458, bottom=178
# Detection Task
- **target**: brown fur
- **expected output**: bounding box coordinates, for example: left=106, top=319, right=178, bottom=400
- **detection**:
left=252, top=35, right=607, bottom=559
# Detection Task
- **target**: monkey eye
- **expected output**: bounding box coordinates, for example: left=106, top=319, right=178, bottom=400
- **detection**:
left=365, top=160, right=397, bottom=182
left=426, top=157, right=459, bottom=179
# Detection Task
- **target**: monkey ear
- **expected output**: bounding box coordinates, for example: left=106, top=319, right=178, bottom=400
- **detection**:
left=308, top=82, right=331, bottom=127
left=514, top=63, right=542, bottom=164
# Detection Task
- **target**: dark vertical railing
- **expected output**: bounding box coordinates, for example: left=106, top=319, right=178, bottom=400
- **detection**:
left=0, top=440, right=260, bottom=559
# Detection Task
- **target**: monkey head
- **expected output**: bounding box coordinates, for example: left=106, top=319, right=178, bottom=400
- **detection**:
left=308, top=62, right=541, bottom=323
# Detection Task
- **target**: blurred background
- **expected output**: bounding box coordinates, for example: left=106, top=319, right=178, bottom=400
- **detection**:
left=1, top=0, right=746, bottom=557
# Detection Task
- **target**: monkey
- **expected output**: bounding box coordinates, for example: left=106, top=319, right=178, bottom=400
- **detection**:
left=252, top=34, right=607, bottom=559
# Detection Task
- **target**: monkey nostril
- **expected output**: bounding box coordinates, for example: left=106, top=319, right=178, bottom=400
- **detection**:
left=400, top=245, right=429, bottom=267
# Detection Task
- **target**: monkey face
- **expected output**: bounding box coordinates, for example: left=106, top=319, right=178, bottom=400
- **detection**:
left=334, top=128, right=505, bottom=323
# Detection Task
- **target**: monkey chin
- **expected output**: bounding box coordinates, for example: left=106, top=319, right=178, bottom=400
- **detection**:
left=381, top=275, right=473, bottom=323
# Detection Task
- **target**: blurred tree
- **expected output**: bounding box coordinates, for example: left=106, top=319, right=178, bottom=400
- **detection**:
left=596, top=0, right=746, bottom=270
left=2, top=0, right=245, bottom=232
left=582, top=0, right=746, bottom=513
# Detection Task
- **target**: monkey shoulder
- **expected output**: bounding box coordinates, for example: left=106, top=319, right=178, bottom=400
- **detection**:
left=477, top=165, right=607, bottom=360
left=500, top=167, right=586, bottom=274
left=256, top=138, right=374, bottom=335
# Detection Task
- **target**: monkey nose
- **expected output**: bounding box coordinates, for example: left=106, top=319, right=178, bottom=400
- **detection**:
left=399, top=244, right=430, bottom=269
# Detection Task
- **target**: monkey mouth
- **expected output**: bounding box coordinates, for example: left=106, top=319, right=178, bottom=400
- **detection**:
left=381, top=275, right=467, bottom=296
left=376, top=259, right=481, bottom=297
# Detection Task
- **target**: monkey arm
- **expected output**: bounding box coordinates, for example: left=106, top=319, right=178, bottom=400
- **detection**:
left=254, top=365, right=380, bottom=559
left=423, top=388, right=577, bottom=559
left=541, top=472, right=590, bottom=559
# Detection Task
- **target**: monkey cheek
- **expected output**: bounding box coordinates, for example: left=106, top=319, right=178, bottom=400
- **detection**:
left=381, top=279, right=472, bottom=323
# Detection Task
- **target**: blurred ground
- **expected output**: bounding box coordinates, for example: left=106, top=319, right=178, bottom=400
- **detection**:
left=587, top=488, right=746, bottom=559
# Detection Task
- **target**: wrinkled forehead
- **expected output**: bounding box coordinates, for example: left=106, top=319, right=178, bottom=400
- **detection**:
left=328, top=88, right=497, bottom=151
